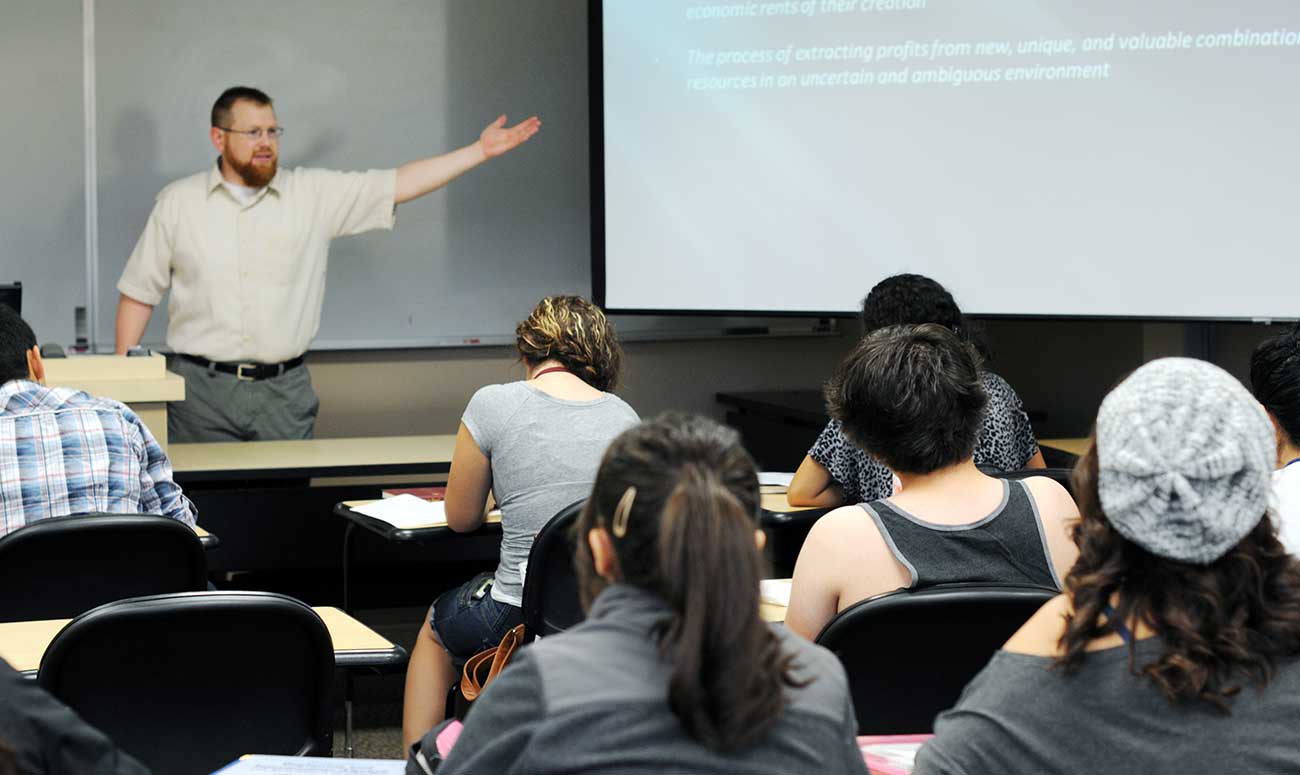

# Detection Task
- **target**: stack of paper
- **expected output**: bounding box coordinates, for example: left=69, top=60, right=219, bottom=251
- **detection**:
left=353, top=494, right=448, bottom=529
left=857, top=734, right=933, bottom=775
left=760, top=578, right=792, bottom=607
left=758, top=471, right=795, bottom=487
left=213, top=755, right=405, bottom=774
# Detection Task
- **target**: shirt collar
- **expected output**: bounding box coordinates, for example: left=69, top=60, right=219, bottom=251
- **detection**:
left=206, top=158, right=283, bottom=198
left=587, top=582, right=672, bottom=623
left=0, top=379, right=44, bottom=406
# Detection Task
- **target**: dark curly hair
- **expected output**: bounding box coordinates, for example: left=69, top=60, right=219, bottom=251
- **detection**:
left=825, top=323, right=987, bottom=474
left=1250, top=323, right=1300, bottom=448
left=1057, top=443, right=1300, bottom=711
left=860, top=274, right=992, bottom=361
left=515, top=295, right=623, bottom=392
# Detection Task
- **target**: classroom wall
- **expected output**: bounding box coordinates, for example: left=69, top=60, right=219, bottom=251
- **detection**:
left=305, top=318, right=1283, bottom=453
left=306, top=331, right=859, bottom=440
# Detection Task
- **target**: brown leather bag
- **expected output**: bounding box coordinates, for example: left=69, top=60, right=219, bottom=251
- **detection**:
left=460, top=623, right=526, bottom=701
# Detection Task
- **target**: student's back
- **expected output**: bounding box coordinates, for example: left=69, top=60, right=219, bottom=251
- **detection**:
left=429, top=585, right=864, bottom=775
left=415, top=414, right=868, bottom=774
left=786, top=324, right=1075, bottom=641
left=0, top=305, right=194, bottom=536
left=920, top=638, right=1300, bottom=774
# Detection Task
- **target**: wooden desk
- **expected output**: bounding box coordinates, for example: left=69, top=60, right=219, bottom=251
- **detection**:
left=171, top=434, right=457, bottom=483
left=0, top=604, right=405, bottom=677
left=1039, top=437, right=1090, bottom=457
left=193, top=525, right=219, bottom=550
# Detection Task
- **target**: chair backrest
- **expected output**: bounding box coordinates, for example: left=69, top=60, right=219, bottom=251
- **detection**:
left=38, top=591, right=334, bottom=774
left=988, top=467, right=1076, bottom=499
left=815, top=583, right=1056, bottom=734
left=521, top=499, right=586, bottom=640
left=0, top=514, right=207, bottom=622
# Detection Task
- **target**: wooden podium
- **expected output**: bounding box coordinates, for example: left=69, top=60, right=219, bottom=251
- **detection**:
left=42, top=355, right=185, bottom=451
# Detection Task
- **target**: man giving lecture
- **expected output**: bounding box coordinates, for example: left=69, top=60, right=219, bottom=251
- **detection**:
left=115, top=86, right=540, bottom=442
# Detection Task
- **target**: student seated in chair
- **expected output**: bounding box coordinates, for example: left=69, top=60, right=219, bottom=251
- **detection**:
left=0, top=304, right=195, bottom=536
left=916, top=358, right=1300, bottom=774
left=1249, top=324, right=1300, bottom=552
left=788, top=273, right=1043, bottom=508
left=411, top=414, right=868, bottom=774
left=401, top=295, right=639, bottom=749
left=785, top=323, right=1077, bottom=641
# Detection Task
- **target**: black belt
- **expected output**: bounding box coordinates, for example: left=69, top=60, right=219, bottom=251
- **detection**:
left=178, top=353, right=304, bottom=381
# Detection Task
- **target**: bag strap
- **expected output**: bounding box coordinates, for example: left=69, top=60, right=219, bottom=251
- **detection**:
left=459, top=623, right=528, bottom=701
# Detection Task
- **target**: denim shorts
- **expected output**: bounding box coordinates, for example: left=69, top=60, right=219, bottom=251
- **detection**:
left=430, top=572, right=524, bottom=660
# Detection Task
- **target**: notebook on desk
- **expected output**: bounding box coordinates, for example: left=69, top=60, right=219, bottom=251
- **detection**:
left=858, top=734, right=932, bottom=775
left=213, top=754, right=404, bottom=774
left=381, top=486, right=446, bottom=501
left=353, top=494, right=449, bottom=529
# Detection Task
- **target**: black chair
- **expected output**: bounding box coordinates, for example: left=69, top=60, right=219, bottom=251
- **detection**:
left=520, top=499, right=586, bottom=641
left=38, top=591, right=334, bottom=775
left=815, top=583, right=1056, bottom=734
left=988, top=467, right=1076, bottom=499
left=0, top=514, right=206, bottom=622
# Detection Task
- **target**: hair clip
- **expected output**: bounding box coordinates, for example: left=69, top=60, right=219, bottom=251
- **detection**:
left=611, top=486, right=637, bottom=538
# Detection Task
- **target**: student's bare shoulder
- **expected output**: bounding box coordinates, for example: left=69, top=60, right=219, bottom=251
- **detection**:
left=809, top=504, right=879, bottom=541
left=1002, top=594, right=1071, bottom=657
left=803, top=504, right=895, bottom=566
left=1022, top=476, right=1079, bottom=517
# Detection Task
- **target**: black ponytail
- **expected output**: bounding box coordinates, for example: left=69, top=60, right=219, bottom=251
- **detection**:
left=576, top=414, right=804, bottom=751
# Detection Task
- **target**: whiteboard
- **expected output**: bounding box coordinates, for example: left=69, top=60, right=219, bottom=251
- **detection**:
left=0, top=0, right=86, bottom=345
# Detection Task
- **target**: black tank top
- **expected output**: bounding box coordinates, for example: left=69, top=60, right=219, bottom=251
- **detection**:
left=861, top=479, right=1060, bottom=589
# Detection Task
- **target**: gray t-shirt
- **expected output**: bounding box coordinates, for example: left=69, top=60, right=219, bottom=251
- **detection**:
left=462, top=381, right=639, bottom=606
left=915, top=639, right=1300, bottom=774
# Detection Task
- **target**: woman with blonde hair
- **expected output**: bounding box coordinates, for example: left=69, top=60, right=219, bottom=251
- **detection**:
left=401, top=295, right=639, bottom=747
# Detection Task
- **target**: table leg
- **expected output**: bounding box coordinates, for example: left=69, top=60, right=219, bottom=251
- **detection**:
left=344, top=670, right=355, bottom=757
left=342, top=520, right=356, bottom=756
left=342, top=521, right=356, bottom=614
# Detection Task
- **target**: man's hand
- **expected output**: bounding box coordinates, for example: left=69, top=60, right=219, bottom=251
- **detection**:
left=479, top=115, right=541, bottom=159
left=394, top=114, right=543, bottom=205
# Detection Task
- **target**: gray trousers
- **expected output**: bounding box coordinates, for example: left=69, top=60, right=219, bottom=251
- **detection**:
left=167, top=355, right=320, bottom=442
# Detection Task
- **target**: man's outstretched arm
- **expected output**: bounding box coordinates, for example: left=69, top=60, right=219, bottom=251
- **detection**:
left=394, top=114, right=541, bottom=205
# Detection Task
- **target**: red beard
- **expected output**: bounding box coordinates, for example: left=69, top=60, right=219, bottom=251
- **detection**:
left=224, top=152, right=277, bottom=187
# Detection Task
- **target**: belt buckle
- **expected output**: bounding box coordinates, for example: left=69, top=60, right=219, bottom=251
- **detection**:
left=235, top=363, right=258, bottom=381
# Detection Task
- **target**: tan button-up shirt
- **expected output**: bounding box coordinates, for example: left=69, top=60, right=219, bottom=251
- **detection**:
left=117, top=161, right=397, bottom=363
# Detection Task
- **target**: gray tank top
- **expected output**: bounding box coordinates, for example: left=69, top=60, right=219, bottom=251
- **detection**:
left=861, top=479, right=1061, bottom=590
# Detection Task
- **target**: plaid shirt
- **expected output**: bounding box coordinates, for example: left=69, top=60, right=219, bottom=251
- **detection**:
left=0, top=380, right=196, bottom=537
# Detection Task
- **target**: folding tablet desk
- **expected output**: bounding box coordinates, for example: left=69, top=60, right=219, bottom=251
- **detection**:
left=333, top=502, right=503, bottom=613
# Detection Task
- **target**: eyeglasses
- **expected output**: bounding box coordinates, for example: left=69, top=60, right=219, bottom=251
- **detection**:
left=217, top=126, right=285, bottom=141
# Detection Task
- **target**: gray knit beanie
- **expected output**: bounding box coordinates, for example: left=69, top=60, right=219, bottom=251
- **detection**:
left=1095, top=357, right=1275, bottom=565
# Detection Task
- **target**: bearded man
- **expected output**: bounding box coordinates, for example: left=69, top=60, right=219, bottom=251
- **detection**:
left=114, top=86, right=539, bottom=442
